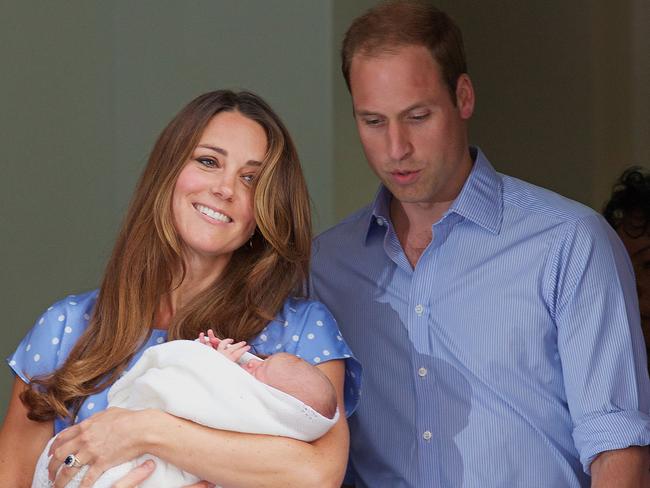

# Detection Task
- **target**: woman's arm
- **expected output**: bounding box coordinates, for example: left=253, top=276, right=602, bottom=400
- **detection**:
left=50, top=359, right=349, bottom=488
left=0, top=377, right=53, bottom=487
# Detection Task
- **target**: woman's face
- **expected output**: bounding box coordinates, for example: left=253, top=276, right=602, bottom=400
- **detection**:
left=172, top=110, right=267, bottom=269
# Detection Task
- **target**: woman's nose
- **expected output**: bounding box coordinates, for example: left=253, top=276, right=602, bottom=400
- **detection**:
left=212, top=175, right=235, bottom=200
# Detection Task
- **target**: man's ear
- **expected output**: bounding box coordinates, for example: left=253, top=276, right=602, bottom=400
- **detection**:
left=456, top=73, right=475, bottom=120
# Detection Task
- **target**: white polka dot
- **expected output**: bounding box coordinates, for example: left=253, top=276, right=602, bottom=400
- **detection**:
left=33, top=354, right=41, bottom=362
left=284, top=320, right=289, bottom=327
left=39, top=317, right=45, bottom=325
left=83, top=313, right=90, bottom=321
left=323, top=349, right=330, bottom=356
left=292, top=335, right=299, bottom=342
left=64, top=326, right=73, bottom=334
left=307, top=333, right=315, bottom=340
left=47, top=306, right=53, bottom=311
left=9, top=360, right=16, bottom=367
left=296, top=354, right=301, bottom=358
left=87, top=402, right=95, bottom=410
left=156, top=337, right=164, bottom=344
left=336, top=335, right=343, bottom=341
left=52, top=337, right=60, bottom=345
left=26, top=344, right=31, bottom=352
left=57, top=314, right=65, bottom=322
left=344, top=354, right=351, bottom=358
left=275, top=344, right=282, bottom=350
left=314, top=357, right=321, bottom=363
left=260, top=334, right=267, bottom=341
left=316, top=320, right=324, bottom=327
left=69, top=301, right=77, bottom=306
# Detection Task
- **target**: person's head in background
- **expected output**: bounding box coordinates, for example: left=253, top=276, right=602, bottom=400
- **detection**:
left=244, top=353, right=338, bottom=419
left=603, top=167, right=650, bottom=355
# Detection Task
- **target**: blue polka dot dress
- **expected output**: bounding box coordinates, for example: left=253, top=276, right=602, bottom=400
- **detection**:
left=7, top=290, right=362, bottom=434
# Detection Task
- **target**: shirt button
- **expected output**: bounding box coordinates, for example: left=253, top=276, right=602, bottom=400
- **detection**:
left=415, top=304, right=424, bottom=316
left=375, top=217, right=384, bottom=226
left=422, top=430, right=432, bottom=441
left=418, top=367, right=427, bottom=377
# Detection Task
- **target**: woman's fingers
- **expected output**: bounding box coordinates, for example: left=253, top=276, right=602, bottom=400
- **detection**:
left=48, top=437, right=84, bottom=482
left=111, top=459, right=156, bottom=488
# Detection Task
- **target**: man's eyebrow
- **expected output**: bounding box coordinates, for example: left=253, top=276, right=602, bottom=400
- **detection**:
left=353, top=102, right=432, bottom=117
left=197, top=144, right=262, bottom=166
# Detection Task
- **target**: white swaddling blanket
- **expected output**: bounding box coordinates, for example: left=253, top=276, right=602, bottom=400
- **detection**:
left=32, top=340, right=338, bottom=488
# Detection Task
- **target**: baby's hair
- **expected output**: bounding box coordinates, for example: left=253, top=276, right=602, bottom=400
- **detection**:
left=264, top=353, right=337, bottom=419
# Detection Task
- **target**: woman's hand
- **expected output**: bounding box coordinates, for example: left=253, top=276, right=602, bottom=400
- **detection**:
left=47, top=407, right=149, bottom=488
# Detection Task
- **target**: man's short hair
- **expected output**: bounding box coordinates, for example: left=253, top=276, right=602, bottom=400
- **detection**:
left=341, top=0, right=467, bottom=103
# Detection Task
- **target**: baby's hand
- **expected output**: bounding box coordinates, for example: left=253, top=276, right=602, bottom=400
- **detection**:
left=197, top=329, right=219, bottom=349
left=198, top=330, right=251, bottom=362
left=216, top=338, right=251, bottom=363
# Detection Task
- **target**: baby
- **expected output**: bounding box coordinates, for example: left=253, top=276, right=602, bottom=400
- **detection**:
left=33, top=332, right=338, bottom=488
left=198, top=329, right=338, bottom=419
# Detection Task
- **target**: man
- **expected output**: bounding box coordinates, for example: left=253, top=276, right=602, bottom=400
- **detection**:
left=310, top=1, right=650, bottom=486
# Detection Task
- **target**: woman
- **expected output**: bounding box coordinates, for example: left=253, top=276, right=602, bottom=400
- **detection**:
left=0, top=90, right=360, bottom=487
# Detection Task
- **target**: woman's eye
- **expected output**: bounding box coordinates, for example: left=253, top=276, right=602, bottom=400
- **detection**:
left=241, top=174, right=257, bottom=184
left=197, top=157, right=219, bottom=168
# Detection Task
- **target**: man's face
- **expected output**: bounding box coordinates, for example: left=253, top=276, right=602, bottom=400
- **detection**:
left=349, top=44, right=474, bottom=208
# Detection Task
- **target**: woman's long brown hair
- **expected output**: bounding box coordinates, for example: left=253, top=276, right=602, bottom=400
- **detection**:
left=21, top=91, right=312, bottom=421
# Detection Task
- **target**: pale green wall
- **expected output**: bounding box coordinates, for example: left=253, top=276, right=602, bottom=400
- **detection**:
left=0, top=1, right=337, bottom=418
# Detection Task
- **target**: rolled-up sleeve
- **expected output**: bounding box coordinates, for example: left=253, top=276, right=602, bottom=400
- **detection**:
left=553, top=214, right=650, bottom=473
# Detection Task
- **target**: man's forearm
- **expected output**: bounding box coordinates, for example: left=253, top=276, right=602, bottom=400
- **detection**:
left=590, top=446, right=649, bottom=487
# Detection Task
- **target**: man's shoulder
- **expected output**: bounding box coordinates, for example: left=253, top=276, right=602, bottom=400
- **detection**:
left=500, top=173, right=599, bottom=224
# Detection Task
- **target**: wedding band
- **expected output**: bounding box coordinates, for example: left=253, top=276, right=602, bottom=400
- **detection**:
left=63, top=453, right=84, bottom=468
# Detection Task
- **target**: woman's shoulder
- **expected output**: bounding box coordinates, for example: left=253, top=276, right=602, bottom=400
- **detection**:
left=7, top=289, right=99, bottom=383
left=41, top=289, right=99, bottom=323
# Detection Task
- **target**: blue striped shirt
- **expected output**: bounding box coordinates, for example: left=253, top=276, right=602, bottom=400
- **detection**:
left=311, top=147, right=650, bottom=487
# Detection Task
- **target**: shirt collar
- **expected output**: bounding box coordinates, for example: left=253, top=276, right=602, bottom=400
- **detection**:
left=363, top=146, right=503, bottom=244
left=448, top=146, right=503, bottom=234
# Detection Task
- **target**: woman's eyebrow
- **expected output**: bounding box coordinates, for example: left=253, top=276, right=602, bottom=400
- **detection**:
left=197, top=144, right=262, bottom=166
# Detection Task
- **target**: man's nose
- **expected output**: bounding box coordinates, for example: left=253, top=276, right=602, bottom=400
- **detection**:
left=387, top=122, right=413, bottom=162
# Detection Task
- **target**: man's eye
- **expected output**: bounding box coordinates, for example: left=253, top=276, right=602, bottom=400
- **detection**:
left=364, top=118, right=383, bottom=127
left=197, top=157, right=218, bottom=168
left=410, top=112, right=430, bottom=121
